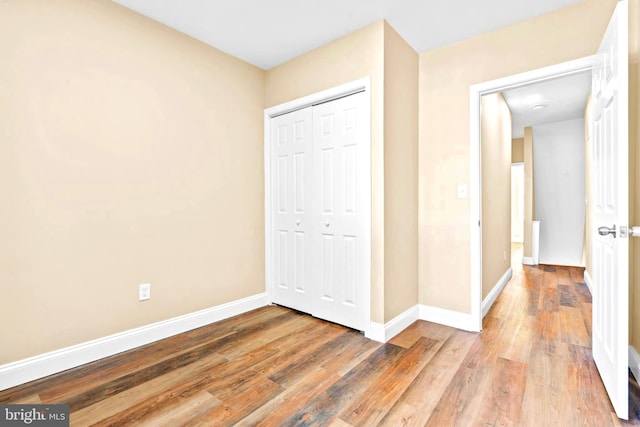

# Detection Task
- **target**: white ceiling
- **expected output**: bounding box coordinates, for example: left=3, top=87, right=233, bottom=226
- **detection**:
left=502, top=71, right=592, bottom=139
left=112, top=0, right=582, bottom=70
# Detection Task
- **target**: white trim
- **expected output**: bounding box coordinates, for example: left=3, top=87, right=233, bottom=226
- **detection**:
left=366, top=322, right=386, bottom=343
left=0, top=293, right=268, bottom=391
left=482, top=268, right=513, bottom=318
left=469, top=83, right=482, bottom=333
left=522, top=222, right=541, bottom=266
left=469, top=56, right=596, bottom=334
left=629, top=346, right=640, bottom=384
left=418, top=304, right=479, bottom=332
left=584, top=270, right=594, bottom=295
left=264, top=78, right=370, bottom=118
left=385, top=306, right=419, bottom=340
left=371, top=303, right=481, bottom=340
left=264, top=112, right=273, bottom=306
left=365, top=306, right=419, bottom=343
left=532, top=221, right=540, bottom=265
left=264, top=77, right=372, bottom=333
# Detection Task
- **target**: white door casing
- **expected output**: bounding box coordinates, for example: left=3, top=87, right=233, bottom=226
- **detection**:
left=591, top=0, right=629, bottom=419
left=469, top=56, right=596, bottom=333
left=265, top=78, right=371, bottom=333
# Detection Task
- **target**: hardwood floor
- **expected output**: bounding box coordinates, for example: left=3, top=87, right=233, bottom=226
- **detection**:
left=2, top=260, right=640, bottom=426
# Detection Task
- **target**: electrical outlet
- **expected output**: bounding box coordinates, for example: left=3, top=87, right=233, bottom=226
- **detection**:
left=139, top=283, right=151, bottom=301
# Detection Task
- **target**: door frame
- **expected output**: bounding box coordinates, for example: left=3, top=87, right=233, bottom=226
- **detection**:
left=264, top=77, right=372, bottom=333
left=469, top=57, right=596, bottom=331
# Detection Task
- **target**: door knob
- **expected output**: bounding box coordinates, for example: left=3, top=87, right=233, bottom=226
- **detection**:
left=598, top=225, right=616, bottom=238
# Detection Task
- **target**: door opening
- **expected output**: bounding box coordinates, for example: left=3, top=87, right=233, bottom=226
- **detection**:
left=511, top=163, right=524, bottom=270
left=470, top=0, right=629, bottom=416
left=470, top=56, right=595, bottom=331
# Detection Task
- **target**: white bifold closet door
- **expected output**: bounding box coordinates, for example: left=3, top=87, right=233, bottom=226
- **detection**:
left=272, top=106, right=314, bottom=315
left=271, top=91, right=368, bottom=331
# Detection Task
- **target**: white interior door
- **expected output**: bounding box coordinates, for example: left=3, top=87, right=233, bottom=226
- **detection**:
left=271, top=107, right=313, bottom=314
left=591, top=0, right=629, bottom=419
left=311, top=92, right=368, bottom=331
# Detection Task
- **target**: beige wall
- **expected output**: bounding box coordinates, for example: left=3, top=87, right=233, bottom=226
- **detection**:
left=481, top=93, right=512, bottom=299
left=512, top=138, right=524, bottom=163
left=265, top=21, right=386, bottom=323
left=418, top=0, right=617, bottom=312
left=523, top=128, right=535, bottom=259
left=0, top=0, right=265, bottom=364
left=383, top=23, right=419, bottom=321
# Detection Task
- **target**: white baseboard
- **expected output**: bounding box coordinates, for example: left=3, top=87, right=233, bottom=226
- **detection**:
left=584, top=270, right=593, bottom=295
left=482, top=268, right=513, bottom=318
left=418, top=304, right=479, bottom=332
left=365, top=322, right=386, bottom=343
left=532, top=221, right=540, bottom=265
left=366, top=306, right=419, bottom=343
left=630, top=346, right=640, bottom=383
left=369, top=304, right=480, bottom=341
left=0, top=293, right=269, bottom=391
left=522, top=257, right=534, bottom=265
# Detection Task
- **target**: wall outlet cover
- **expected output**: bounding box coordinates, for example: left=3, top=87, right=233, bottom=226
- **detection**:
left=139, top=283, right=151, bottom=301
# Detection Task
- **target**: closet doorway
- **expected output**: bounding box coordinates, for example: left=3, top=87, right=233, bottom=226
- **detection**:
left=264, top=79, right=371, bottom=332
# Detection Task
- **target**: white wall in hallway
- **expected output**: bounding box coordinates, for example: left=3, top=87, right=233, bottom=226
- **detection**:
left=533, top=118, right=586, bottom=266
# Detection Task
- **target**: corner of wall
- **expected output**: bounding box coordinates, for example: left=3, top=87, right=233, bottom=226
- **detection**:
left=382, top=19, right=420, bottom=322
left=480, top=92, right=512, bottom=300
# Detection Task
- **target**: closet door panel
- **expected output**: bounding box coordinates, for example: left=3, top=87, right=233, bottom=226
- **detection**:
left=312, top=92, right=367, bottom=330
left=271, top=107, right=313, bottom=312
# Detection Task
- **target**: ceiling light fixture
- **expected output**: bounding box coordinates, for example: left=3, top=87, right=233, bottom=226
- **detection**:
left=532, top=104, right=546, bottom=111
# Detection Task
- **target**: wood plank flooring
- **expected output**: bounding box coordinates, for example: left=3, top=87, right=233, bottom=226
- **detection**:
left=2, top=259, right=640, bottom=426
